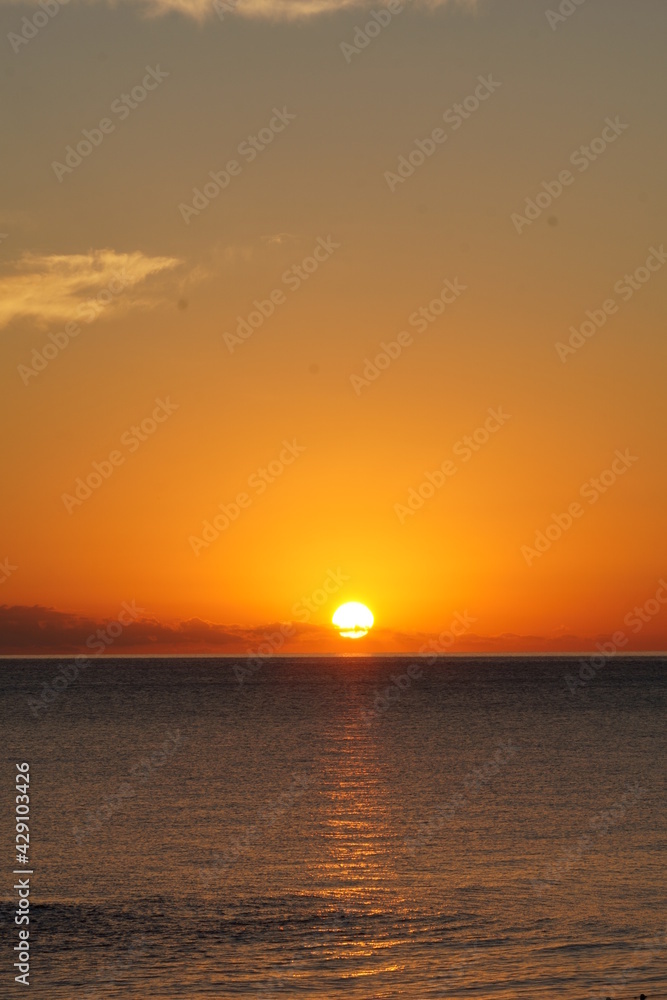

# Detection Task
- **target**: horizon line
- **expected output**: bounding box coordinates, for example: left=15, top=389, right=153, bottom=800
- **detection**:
left=0, top=651, right=665, bottom=660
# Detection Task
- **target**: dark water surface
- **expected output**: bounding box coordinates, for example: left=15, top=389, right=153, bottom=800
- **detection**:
left=0, top=655, right=665, bottom=998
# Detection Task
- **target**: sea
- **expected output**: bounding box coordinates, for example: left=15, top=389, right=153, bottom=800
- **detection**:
left=0, top=655, right=665, bottom=999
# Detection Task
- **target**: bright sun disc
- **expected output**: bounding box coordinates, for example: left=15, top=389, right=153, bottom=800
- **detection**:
left=332, top=602, right=374, bottom=639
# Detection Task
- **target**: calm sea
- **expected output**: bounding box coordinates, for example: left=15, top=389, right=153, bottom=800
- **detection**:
left=0, top=655, right=665, bottom=999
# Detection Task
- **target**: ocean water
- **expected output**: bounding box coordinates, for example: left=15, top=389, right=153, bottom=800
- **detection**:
left=0, top=655, right=665, bottom=999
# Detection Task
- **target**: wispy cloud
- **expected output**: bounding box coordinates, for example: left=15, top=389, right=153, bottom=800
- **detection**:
left=0, top=0, right=473, bottom=21
left=0, top=249, right=180, bottom=330
left=261, top=232, right=299, bottom=246
left=213, top=0, right=464, bottom=20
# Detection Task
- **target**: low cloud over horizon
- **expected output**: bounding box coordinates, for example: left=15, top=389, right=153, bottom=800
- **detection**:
left=0, top=604, right=663, bottom=657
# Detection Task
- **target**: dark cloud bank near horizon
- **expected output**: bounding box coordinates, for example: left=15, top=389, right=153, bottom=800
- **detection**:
left=0, top=604, right=662, bottom=656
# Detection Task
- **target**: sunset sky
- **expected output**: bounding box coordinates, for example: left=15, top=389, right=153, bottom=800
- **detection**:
left=1, top=0, right=666, bottom=654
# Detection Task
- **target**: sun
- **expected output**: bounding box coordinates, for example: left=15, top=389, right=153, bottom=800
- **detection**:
left=332, top=602, right=374, bottom=640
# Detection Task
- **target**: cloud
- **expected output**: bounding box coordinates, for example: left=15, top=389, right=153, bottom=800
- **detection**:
left=1, top=604, right=663, bottom=656
left=208, top=0, right=457, bottom=20
left=0, top=0, right=473, bottom=21
left=0, top=249, right=180, bottom=330
left=0, top=604, right=312, bottom=655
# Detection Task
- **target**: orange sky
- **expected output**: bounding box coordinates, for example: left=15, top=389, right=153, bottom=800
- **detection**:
left=1, top=0, right=666, bottom=654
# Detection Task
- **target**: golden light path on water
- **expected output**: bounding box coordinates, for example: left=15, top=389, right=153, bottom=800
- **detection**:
left=298, top=698, right=406, bottom=990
